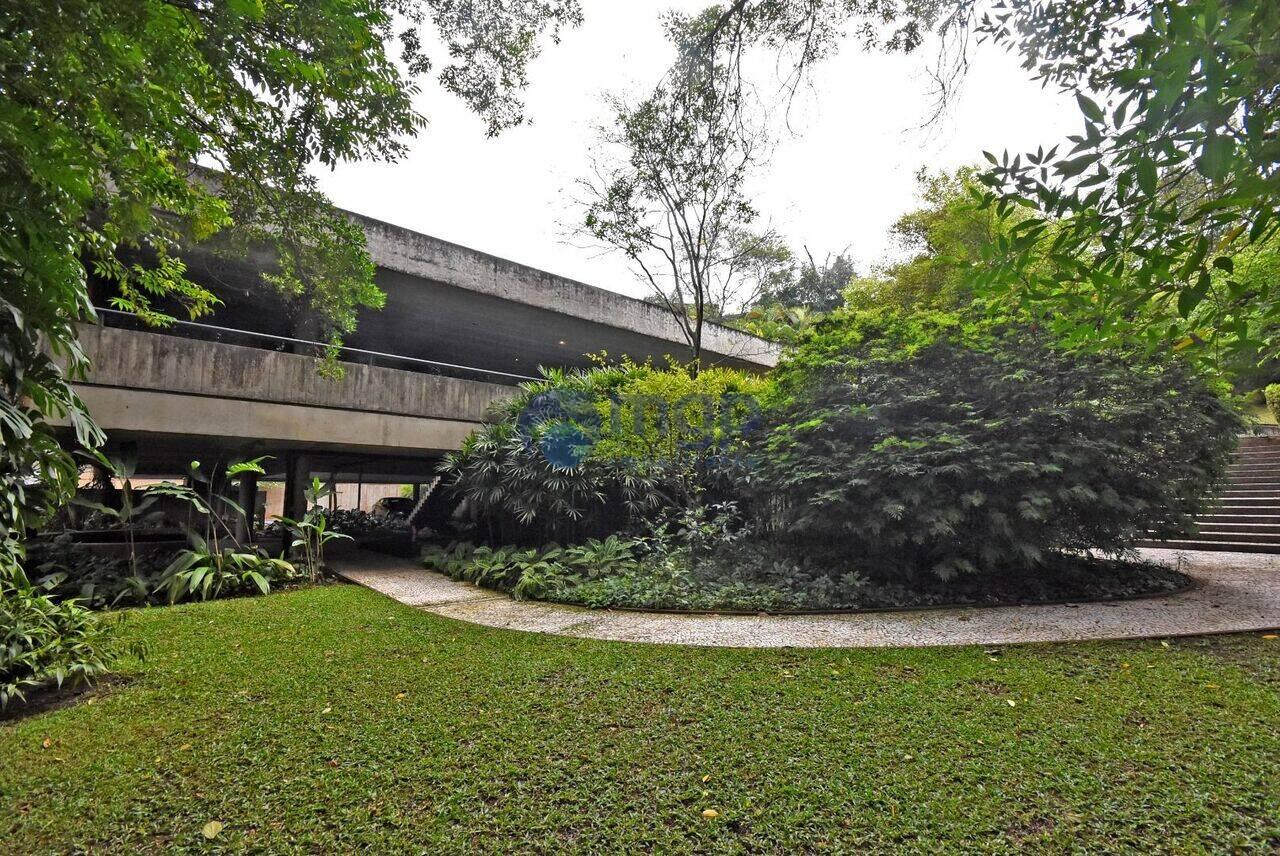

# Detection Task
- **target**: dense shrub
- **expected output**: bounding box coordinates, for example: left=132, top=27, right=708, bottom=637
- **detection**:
left=424, top=533, right=809, bottom=612
left=1, top=566, right=138, bottom=708
left=31, top=536, right=298, bottom=609
left=1266, top=383, right=1280, bottom=422
left=757, top=309, right=1242, bottom=579
left=440, top=360, right=768, bottom=544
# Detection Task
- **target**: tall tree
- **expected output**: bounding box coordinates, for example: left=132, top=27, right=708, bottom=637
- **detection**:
left=580, top=53, right=785, bottom=366
left=0, top=0, right=578, bottom=679
left=845, top=166, right=1020, bottom=311
left=762, top=248, right=858, bottom=312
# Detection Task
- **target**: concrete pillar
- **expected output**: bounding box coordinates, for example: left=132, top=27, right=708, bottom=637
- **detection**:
left=236, top=472, right=259, bottom=544
left=281, top=452, right=312, bottom=523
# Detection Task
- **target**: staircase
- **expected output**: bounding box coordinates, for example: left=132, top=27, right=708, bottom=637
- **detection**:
left=1140, top=434, right=1280, bottom=554
left=408, top=477, right=462, bottom=538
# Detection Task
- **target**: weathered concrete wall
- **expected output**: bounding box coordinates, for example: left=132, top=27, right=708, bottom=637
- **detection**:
left=71, top=386, right=480, bottom=454
left=357, top=215, right=781, bottom=368
left=76, top=324, right=517, bottom=423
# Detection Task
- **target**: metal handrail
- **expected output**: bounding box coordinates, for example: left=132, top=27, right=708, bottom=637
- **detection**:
left=93, top=307, right=540, bottom=384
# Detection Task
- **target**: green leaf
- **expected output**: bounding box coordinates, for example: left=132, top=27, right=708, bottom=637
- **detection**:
left=1137, top=157, right=1157, bottom=196
left=1178, top=281, right=1208, bottom=318
left=1196, top=134, right=1233, bottom=181
left=1076, top=93, right=1105, bottom=124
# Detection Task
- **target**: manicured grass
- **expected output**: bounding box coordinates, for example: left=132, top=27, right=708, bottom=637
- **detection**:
left=2, top=585, right=1278, bottom=853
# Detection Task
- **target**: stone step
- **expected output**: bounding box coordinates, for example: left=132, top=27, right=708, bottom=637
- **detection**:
left=1193, top=525, right=1280, bottom=538
left=1187, top=529, right=1280, bottom=545
left=1196, top=514, right=1280, bottom=526
left=1135, top=538, right=1280, bottom=554
left=1211, top=503, right=1280, bottom=514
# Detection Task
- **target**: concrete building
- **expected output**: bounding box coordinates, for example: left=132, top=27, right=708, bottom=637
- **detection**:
left=67, top=213, right=779, bottom=520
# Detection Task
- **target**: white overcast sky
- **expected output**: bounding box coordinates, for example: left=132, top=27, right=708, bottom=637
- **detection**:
left=314, top=1, right=1082, bottom=299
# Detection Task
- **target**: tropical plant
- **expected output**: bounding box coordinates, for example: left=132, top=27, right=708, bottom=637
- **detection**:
left=441, top=360, right=768, bottom=544
left=157, top=533, right=295, bottom=604
left=0, top=565, right=141, bottom=709
left=278, top=479, right=353, bottom=581
left=70, top=449, right=206, bottom=575
left=758, top=308, right=1243, bottom=580
left=1266, top=384, right=1280, bottom=423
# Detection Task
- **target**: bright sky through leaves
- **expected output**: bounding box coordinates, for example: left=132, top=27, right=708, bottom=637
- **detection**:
left=314, top=0, right=1081, bottom=298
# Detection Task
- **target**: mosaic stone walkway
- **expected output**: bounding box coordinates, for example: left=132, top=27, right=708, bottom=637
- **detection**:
left=332, top=547, right=1280, bottom=649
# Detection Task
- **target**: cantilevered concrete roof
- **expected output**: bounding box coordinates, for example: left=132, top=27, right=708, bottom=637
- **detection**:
left=166, top=211, right=780, bottom=382
left=356, top=214, right=780, bottom=376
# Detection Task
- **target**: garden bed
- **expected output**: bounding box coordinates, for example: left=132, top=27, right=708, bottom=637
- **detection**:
left=588, top=558, right=1195, bottom=615
left=426, top=542, right=1194, bottom=615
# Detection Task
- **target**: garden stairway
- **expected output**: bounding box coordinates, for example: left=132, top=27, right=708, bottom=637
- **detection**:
left=1138, top=435, right=1280, bottom=554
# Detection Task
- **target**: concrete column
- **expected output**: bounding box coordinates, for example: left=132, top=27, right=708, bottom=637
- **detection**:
left=236, top=472, right=259, bottom=544
left=281, top=452, right=312, bottom=523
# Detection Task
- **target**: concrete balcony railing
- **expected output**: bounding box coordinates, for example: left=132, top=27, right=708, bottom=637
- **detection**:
left=69, top=323, right=518, bottom=455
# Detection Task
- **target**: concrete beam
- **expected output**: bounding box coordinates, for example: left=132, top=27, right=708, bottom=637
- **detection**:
left=69, top=386, right=480, bottom=456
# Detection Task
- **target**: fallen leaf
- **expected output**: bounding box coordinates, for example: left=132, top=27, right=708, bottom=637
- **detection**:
left=321, top=706, right=332, bottom=715
left=1263, top=634, right=1277, bottom=640
left=701, top=774, right=711, bottom=783
left=179, top=744, right=192, bottom=751
left=1160, top=641, right=1170, bottom=648
left=701, top=809, right=719, bottom=819
left=395, top=692, right=407, bottom=700
left=1007, top=699, right=1017, bottom=707
left=201, top=821, right=223, bottom=840
left=41, top=738, right=52, bottom=749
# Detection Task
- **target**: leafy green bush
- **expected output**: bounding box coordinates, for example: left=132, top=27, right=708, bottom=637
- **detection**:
left=1265, top=383, right=1280, bottom=422
left=0, top=567, right=138, bottom=708
left=440, top=360, right=768, bottom=544
left=157, top=536, right=296, bottom=604
left=423, top=534, right=808, bottom=611
left=757, top=308, right=1242, bottom=579
left=33, top=537, right=172, bottom=610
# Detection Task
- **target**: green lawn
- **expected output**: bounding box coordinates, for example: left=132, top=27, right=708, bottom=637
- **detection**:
left=3, top=585, right=1278, bottom=853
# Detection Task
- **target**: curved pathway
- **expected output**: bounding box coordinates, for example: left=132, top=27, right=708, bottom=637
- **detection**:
left=332, top=547, right=1280, bottom=649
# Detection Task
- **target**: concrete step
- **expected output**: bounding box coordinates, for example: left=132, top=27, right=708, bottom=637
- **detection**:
left=1187, top=529, right=1280, bottom=545
left=1196, top=514, right=1280, bottom=526
left=1225, top=476, right=1280, bottom=485
left=1203, top=496, right=1280, bottom=511
left=1193, top=526, right=1280, bottom=539
left=1135, top=539, right=1280, bottom=554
